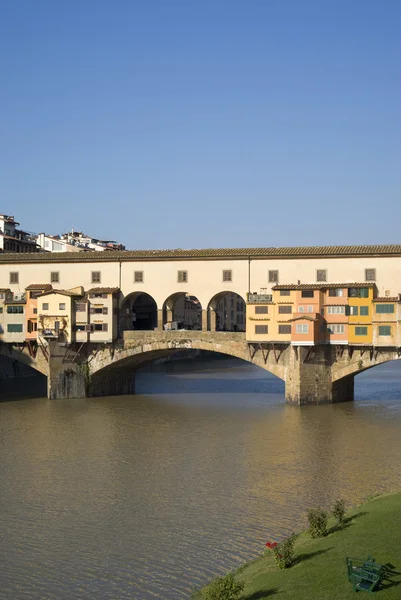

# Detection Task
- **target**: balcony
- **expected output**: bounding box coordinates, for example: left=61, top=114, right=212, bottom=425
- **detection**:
left=247, top=293, right=273, bottom=304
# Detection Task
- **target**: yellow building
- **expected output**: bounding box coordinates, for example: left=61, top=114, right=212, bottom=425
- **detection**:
left=347, top=285, right=374, bottom=345
left=37, top=287, right=84, bottom=342
left=372, top=296, right=401, bottom=347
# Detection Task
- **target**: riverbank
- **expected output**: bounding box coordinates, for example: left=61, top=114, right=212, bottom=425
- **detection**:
left=194, top=491, right=401, bottom=599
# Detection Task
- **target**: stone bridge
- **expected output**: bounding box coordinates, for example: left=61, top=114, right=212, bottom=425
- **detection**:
left=2, top=331, right=401, bottom=404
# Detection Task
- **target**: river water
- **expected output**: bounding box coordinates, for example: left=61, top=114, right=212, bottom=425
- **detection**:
left=1, top=357, right=401, bottom=599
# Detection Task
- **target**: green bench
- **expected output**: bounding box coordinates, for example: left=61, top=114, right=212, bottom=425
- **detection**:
left=346, top=557, right=385, bottom=593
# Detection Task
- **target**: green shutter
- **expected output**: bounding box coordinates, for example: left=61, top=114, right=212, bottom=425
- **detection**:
left=378, top=326, right=391, bottom=336
left=360, top=288, right=369, bottom=298
left=355, top=326, right=368, bottom=336
left=360, top=306, right=369, bottom=316
left=376, top=304, right=395, bottom=314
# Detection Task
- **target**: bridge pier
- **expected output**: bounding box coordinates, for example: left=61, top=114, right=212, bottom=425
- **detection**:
left=285, top=346, right=354, bottom=405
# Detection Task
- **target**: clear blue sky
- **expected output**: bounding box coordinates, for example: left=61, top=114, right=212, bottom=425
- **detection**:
left=1, top=0, right=400, bottom=249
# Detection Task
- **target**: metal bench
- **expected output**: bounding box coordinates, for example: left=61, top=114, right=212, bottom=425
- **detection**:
left=346, top=557, right=385, bottom=593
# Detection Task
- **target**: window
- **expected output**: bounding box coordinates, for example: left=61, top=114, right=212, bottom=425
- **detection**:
left=102, top=306, right=108, bottom=315
left=255, top=306, right=268, bottom=314
left=329, top=288, right=344, bottom=297
left=33, top=308, right=37, bottom=314
left=134, top=271, right=143, bottom=283
left=349, top=306, right=359, bottom=316
left=301, top=290, right=314, bottom=298
left=91, top=271, right=101, bottom=283
left=51, top=272, right=60, bottom=283
left=360, top=306, right=369, bottom=316
left=42, top=303, right=49, bottom=310
left=9, top=272, right=19, bottom=284
left=365, top=269, right=376, bottom=281
left=268, top=270, right=278, bottom=283
left=355, top=326, right=368, bottom=336
left=316, top=269, right=327, bottom=282
left=255, top=325, right=268, bottom=334
left=222, top=270, right=232, bottom=282
left=76, top=303, right=86, bottom=312
left=7, top=324, right=23, bottom=333
left=327, top=306, right=345, bottom=315
left=278, top=324, right=291, bottom=334
left=328, top=324, right=345, bottom=334
left=296, top=324, right=309, bottom=334
left=0, top=307, right=2, bottom=314
left=280, top=290, right=290, bottom=296
left=278, top=305, right=292, bottom=314
left=59, top=303, right=66, bottom=311
left=379, top=325, right=391, bottom=336
left=93, top=323, right=108, bottom=332
left=298, top=306, right=305, bottom=313
left=178, top=271, right=188, bottom=283
left=376, top=304, right=395, bottom=314
left=93, top=307, right=103, bottom=314
left=307, top=305, right=313, bottom=313
left=7, top=305, right=24, bottom=314
left=349, top=287, right=369, bottom=298
left=75, top=324, right=86, bottom=331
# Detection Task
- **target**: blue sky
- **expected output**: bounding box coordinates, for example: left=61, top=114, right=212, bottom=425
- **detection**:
left=1, top=0, right=400, bottom=249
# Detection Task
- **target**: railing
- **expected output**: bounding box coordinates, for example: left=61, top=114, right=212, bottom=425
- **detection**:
left=247, top=293, right=273, bottom=303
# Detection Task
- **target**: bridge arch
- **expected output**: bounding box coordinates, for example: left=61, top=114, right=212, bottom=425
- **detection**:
left=121, top=292, right=158, bottom=331
left=162, top=292, right=202, bottom=330
left=88, top=332, right=285, bottom=388
left=207, top=291, right=246, bottom=332
left=332, top=349, right=401, bottom=382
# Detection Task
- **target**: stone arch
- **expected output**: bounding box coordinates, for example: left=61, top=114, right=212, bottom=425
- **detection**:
left=121, top=292, right=158, bottom=331
left=88, top=334, right=285, bottom=388
left=162, top=292, right=203, bottom=330
left=207, top=291, right=247, bottom=332
left=332, top=350, right=401, bottom=382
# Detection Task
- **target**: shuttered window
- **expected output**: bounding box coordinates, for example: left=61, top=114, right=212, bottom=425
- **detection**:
left=255, top=306, right=268, bottom=314
left=378, top=326, right=391, bottom=336
left=255, top=325, right=268, bottom=334
left=376, top=304, right=395, bottom=314
left=278, top=325, right=291, bottom=334
left=355, top=327, right=368, bottom=336
left=278, top=305, right=292, bottom=314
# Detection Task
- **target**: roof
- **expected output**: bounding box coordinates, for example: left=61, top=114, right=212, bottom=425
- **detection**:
left=25, top=283, right=53, bottom=291
left=87, top=287, right=120, bottom=294
left=373, top=297, right=400, bottom=302
left=0, top=288, right=11, bottom=292
left=4, top=298, right=26, bottom=304
left=288, top=315, right=318, bottom=322
left=272, top=282, right=376, bottom=290
left=0, top=243, right=401, bottom=263
left=38, top=289, right=83, bottom=298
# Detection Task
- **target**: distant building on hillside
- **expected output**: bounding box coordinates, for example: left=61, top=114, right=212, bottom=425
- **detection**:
left=36, top=228, right=125, bottom=252
left=0, top=215, right=39, bottom=253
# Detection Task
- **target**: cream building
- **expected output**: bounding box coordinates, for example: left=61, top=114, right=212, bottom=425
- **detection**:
left=1, top=244, right=401, bottom=335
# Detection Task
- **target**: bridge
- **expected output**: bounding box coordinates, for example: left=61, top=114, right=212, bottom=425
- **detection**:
left=3, top=330, right=401, bottom=405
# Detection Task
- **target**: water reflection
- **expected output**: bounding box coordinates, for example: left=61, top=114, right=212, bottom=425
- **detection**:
left=0, top=358, right=401, bottom=599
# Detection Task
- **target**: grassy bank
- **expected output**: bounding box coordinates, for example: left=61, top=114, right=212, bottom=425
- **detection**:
left=195, top=492, right=401, bottom=599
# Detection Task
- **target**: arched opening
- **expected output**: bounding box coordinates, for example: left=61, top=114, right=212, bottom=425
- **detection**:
left=121, top=292, right=158, bottom=331
left=162, top=292, right=202, bottom=330
left=207, top=291, right=246, bottom=332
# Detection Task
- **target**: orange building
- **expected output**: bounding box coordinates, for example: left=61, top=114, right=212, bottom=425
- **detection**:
left=25, top=283, right=52, bottom=340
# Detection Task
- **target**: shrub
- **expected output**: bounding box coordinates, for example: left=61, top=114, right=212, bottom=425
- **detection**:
left=265, top=533, right=297, bottom=569
left=307, top=507, right=328, bottom=538
left=331, top=499, right=346, bottom=525
left=202, top=572, right=244, bottom=600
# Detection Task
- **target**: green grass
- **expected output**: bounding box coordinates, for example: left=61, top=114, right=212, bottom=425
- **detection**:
left=198, top=492, right=401, bottom=599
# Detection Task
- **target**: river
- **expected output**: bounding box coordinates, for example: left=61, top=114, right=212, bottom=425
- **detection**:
left=1, top=356, right=401, bottom=599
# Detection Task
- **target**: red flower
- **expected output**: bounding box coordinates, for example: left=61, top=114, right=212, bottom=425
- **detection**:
left=265, top=542, right=271, bottom=548
left=272, top=542, right=277, bottom=548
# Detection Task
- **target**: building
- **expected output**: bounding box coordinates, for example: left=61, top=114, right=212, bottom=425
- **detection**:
left=36, top=229, right=125, bottom=253
left=37, top=287, right=84, bottom=342
left=25, top=283, right=53, bottom=341
left=0, top=215, right=39, bottom=253
left=75, top=287, right=120, bottom=343
left=3, top=293, right=26, bottom=343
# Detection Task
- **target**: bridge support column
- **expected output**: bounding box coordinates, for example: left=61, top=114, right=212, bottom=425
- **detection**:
left=285, top=346, right=354, bottom=405
left=157, top=309, right=164, bottom=331
left=209, top=308, right=217, bottom=332
left=47, top=342, right=88, bottom=399
left=201, top=310, right=208, bottom=331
